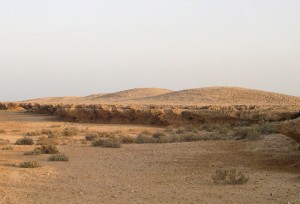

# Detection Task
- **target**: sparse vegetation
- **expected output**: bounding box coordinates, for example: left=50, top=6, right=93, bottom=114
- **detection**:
left=92, top=139, right=121, bottom=148
left=211, top=169, right=249, bottom=185
left=37, top=136, right=59, bottom=145
left=15, top=137, right=34, bottom=145
left=36, top=145, right=59, bottom=154
left=19, top=161, right=41, bottom=168
left=0, top=129, right=6, bottom=134
left=41, top=129, right=61, bottom=138
left=24, top=149, right=41, bottom=156
left=1, top=146, right=13, bottom=150
left=62, top=127, right=79, bottom=136
left=48, top=154, right=69, bottom=162
left=121, top=136, right=135, bottom=144
left=25, top=130, right=41, bottom=136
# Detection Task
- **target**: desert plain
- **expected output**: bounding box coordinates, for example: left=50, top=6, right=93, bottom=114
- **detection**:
left=0, top=87, right=300, bottom=204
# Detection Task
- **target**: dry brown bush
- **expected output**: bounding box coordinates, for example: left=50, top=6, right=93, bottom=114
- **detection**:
left=211, top=169, right=249, bottom=185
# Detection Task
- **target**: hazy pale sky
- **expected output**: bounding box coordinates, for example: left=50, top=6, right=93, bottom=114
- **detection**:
left=0, top=0, right=299, bottom=101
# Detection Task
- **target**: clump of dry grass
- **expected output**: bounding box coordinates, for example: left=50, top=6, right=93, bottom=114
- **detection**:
left=0, top=129, right=6, bottom=134
left=36, top=145, right=59, bottom=154
left=15, top=137, right=34, bottom=145
left=211, top=169, right=249, bottom=185
left=19, top=161, right=41, bottom=168
left=85, top=131, right=118, bottom=141
left=62, top=127, right=79, bottom=136
left=1, top=146, right=13, bottom=150
left=48, top=154, right=69, bottom=162
left=92, top=139, right=121, bottom=148
left=41, top=129, right=61, bottom=138
left=24, top=149, right=41, bottom=156
left=25, top=130, right=41, bottom=136
left=120, top=136, right=135, bottom=144
left=37, top=136, right=59, bottom=146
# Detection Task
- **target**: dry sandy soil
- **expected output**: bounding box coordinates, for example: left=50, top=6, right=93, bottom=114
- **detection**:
left=0, top=111, right=299, bottom=204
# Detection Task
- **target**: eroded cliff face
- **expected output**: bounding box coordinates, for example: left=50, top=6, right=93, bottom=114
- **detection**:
left=1, top=102, right=300, bottom=142
left=275, top=118, right=300, bottom=143
left=1, top=102, right=299, bottom=126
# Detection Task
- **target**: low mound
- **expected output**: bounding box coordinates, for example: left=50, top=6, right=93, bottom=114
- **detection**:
left=134, top=87, right=300, bottom=105
left=89, top=88, right=173, bottom=102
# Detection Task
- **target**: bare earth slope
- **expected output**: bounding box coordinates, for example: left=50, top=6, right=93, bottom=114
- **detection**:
left=134, top=87, right=300, bottom=105
left=23, top=87, right=300, bottom=106
left=89, top=88, right=173, bottom=102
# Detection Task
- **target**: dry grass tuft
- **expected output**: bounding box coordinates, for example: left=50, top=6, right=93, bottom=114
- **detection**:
left=19, top=161, right=41, bottom=168
left=0, top=129, right=6, bottom=134
left=92, top=139, right=121, bottom=148
left=48, top=154, right=69, bottom=162
left=211, top=169, right=249, bottom=185
left=36, top=145, right=59, bottom=154
left=62, top=127, right=79, bottom=136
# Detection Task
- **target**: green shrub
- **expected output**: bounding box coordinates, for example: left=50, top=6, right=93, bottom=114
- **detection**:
left=19, top=161, right=41, bottom=168
left=211, top=169, right=249, bottom=185
left=48, top=154, right=69, bottom=162
left=92, top=139, right=121, bottom=148
left=15, top=137, right=34, bottom=145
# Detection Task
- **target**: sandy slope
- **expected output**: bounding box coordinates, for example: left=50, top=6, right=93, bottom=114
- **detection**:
left=134, top=87, right=300, bottom=105
left=22, top=87, right=300, bottom=106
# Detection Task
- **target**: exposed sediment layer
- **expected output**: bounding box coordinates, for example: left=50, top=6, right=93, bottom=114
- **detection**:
left=275, top=118, right=300, bottom=143
left=1, top=102, right=299, bottom=126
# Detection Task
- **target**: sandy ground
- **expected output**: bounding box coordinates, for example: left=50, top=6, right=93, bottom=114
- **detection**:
left=0, top=111, right=299, bottom=204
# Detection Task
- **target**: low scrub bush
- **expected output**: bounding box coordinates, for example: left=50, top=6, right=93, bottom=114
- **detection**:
left=62, top=127, right=79, bottom=136
left=121, top=136, right=135, bottom=144
left=37, top=136, right=59, bottom=145
left=19, top=161, right=41, bottom=168
left=15, top=137, right=34, bottom=145
left=211, top=169, right=249, bottom=185
left=92, top=139, right=121, bottom=148
left=24, top=149, right=41, bottom=156
left=1, top=146, right=13, bottom=150
left=164, top=127, right=173, bottom=133
left=152, top=132, right=166, bottom=138
left=25, top=130, right=41, bottom=136
left=36, top=145, right=59, bottom=154
left=48, top=154, right=69, bottom=162
left=0, top=129, right=6, bottom=134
